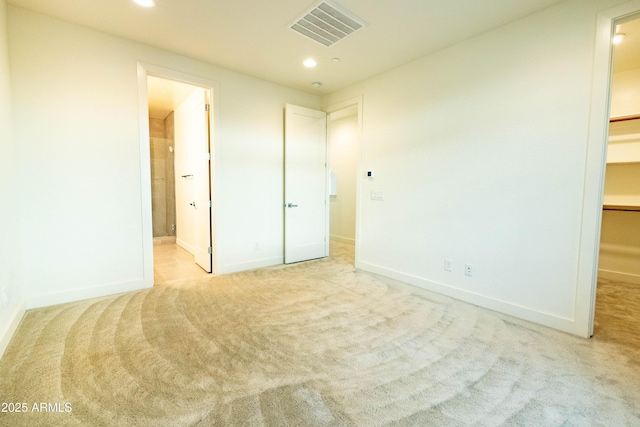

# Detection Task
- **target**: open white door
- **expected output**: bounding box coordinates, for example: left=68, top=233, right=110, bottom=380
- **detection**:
left=192, top=91, right=212, bottom=272
left=174, top=87, right=212, bottom=273
left=284, top=104, right=328, bottom=264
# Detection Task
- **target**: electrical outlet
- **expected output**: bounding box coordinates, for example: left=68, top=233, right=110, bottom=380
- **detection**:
left=254, top=242, right=260, bottom=251
left=444, top=259, right=453, bottom=272
left=465, top=264, right=473, bottom=276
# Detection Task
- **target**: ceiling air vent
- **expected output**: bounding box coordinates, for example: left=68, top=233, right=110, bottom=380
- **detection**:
left=289, top=1, right=367, bottom=47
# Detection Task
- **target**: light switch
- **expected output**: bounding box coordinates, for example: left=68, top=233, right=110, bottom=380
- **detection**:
left=329, top=171, right=337, bottom=195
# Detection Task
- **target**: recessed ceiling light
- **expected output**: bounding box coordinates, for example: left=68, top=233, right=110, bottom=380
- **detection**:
left=303, top=58, right=317, bottom=68
left=613, top=33, right=625, bottom=44
left=312, top=82, right=322, bottom=88
left=613, top=24, right=625, bottom=45
left=332, top=58, right=341, bottom=63
left=133, top=0, right=155, bottom=7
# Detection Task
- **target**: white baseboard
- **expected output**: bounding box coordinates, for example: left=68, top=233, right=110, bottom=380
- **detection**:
left=330, top=235, right=355, bottom=245
left=0, top=299, right=27, bottom=359
left=219, top=256, right=283, bottom=275
left=176, top=238, right=195, bottom=255
left=27, top=278, right=149, bottom=309
left=598, top=269, right=640, bottom=285
left=356, top=261, right=582, bottom=336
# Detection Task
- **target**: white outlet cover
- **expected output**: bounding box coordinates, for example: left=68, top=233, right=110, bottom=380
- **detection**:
left=465, top=264, right=473, bottom=276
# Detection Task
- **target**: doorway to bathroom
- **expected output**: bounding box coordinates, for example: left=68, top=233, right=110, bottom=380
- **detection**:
left=146, top=74, right=214, bottom=283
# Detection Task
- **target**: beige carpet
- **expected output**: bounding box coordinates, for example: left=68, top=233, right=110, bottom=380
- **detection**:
left=1, top=242, right=639, bottom=426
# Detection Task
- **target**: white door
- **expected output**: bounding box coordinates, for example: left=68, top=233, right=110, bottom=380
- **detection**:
left=192, top=91, right=212, bottom=272
left=284, top=104, right=328, bottom=264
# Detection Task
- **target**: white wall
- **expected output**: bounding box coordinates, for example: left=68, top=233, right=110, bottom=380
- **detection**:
left=322, top=0, right=630, bottom=336
left=610, top=67, right=640, bottom=118
left=603, top=163, right=640, bottom=206
left=8, top=6, right=320, bottom=307
left=329, top=110, right=358, bottom=244
left=0, top=0, right=26, bottom=357
left=599, top=209, right=640, bottom=284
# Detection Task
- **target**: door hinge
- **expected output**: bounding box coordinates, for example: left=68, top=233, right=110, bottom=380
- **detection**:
left=208, top=247, right=213, bottom=254
left=205, top=103, right=210, bottom=112
left=208, top=200, right=212, bottom=208
left=208, top=153, right=212, bottom=161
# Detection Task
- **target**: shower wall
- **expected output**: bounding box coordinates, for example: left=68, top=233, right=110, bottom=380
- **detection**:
left=150, top=113, right=176, bottom=237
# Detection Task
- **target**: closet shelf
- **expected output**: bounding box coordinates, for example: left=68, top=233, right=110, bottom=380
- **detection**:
left=607, top=118, right=640, bottom=163
left=606, top=160, right=640, bottom=165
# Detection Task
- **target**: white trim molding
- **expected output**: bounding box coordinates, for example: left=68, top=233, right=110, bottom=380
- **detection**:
left=330, top=235, right=355, bottom=245
left=357, top=261, right=578, bottom=335
left=26, top=278, right=146, bottom=310
left=598, top=269, right=640, bottom=285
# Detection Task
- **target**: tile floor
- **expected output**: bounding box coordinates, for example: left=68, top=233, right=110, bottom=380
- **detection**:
left=153, top=237, right=210, bottom=283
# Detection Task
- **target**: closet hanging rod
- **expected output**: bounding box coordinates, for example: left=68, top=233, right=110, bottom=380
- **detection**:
left=610, top=114, right=640, bottom=123
left=603, top=205, right=640, bottom=212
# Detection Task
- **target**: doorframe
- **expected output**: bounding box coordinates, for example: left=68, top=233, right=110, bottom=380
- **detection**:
left=579, top=1, right=640, bottom=337
left=324, top=95, right=363, bottom=265
left=137, top=62, right=221, bottom=285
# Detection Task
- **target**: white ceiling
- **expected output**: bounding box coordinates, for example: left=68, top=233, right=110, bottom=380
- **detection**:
left=147, top=76, right=200, bottom=119
left=614, top=17, right=640, bottom=72
left=7, top=0, right=570, bottom=95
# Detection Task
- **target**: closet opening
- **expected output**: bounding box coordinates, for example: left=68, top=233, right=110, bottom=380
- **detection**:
left=593, top=14, right=640, bottom=346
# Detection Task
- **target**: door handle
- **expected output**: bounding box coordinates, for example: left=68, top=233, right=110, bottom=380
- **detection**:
left=286, top=203, right=299, bottom=208
left=181, top=174, right=193, bottom=178
left=189, top=202, right=196, bottom=208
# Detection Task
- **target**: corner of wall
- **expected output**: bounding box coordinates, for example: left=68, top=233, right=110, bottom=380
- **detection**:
left=0, top=298, right=27, bottom=359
